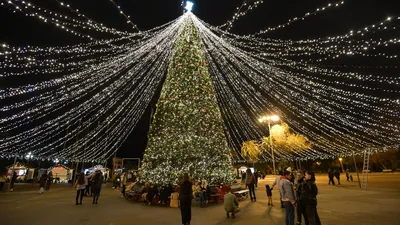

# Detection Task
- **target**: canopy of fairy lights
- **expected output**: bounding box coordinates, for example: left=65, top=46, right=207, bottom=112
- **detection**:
left=0, top=0, right=399, bottom=162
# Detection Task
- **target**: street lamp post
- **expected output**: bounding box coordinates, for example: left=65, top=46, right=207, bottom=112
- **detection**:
left=259, top=115, right=280, bottom=175
left=339, top=158, right=345, bottom=172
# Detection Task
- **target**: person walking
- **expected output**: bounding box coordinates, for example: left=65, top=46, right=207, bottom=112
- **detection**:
left=280, top=170, right=297, bottom=225
left=245, top=169, right=256, bottom=202
left=39, top=173, right=47, bottom=194
left=74, top=172, right=90, bottom=205
left=295, top=171, right=309, bottom=225
left=85, top=172, right=93, bottom=196
left=334, top=169, right=340, bottom=185
left=92, top=170, right=104, bottom=204
left=179, top=173, right=193, bottom=225
left=302, top=171, right=321, bottom=225
left=45, top=171, right=53, bottom=191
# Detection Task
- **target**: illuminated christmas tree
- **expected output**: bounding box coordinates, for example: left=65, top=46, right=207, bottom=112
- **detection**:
left=139, top=16, right=235, bottom=185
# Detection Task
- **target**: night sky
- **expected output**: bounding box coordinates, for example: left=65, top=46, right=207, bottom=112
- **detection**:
left=1, top=0, right=399, bottom=159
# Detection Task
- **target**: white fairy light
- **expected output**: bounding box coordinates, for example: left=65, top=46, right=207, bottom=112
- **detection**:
left=1, top=1, right=398, bottom=162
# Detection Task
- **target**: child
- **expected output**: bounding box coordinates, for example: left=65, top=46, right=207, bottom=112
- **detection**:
left=266, top=184, right=273, bottom=206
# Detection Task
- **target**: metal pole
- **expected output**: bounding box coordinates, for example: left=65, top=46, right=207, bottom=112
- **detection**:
left=8, top=155, right=18, bottom=191
left=352, top=151, right=361, bottom=189
left=340, top=160, right=345, bottom=173
left=72, top=161, right=79, bottom=187
left=268, top=120, right=276, bottom=175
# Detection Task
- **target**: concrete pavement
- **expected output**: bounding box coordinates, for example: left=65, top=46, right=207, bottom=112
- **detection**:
left=0, top=174, right=399, bottom=225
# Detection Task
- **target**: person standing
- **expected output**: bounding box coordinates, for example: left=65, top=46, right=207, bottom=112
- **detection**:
left=280, top=170, right=297, bottom=225
left=295, top=171, right=308, bottom=225
left=272, top=171, right=284, bottom=208
left=245, top=169, right=256, bottom=202
left=10, top=172, right=17, bottom=191
left=241, top=172, right=246, bottom=184
left=179, top=173, right=193, bottom=225
left=92, top=170, right=104, bottom=204
left=120, top=172, right=127, bottom=196
left=104, top=172, right=108, bottom=184
left=45, top=171, right=53, bottom=191
left=302, top=171, right=321, bottom=225
left=253, top=171, right=259, bottom=189
left=39, top=173, right=47, bottom=194
left=345, top=169, right=350, bottom=181
left=265, top=184, right=273, bottom=206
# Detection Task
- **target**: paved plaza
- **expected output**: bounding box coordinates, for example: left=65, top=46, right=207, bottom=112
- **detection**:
left=0, top=173, right=399, bottom=225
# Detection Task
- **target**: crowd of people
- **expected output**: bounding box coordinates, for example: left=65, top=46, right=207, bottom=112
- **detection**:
left=267, top=168, right=321, bottom=225
left=0, top=166, right=330, bottom=224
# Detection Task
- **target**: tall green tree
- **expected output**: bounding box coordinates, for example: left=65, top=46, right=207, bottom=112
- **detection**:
left=138, top=16, right=234, bottom=185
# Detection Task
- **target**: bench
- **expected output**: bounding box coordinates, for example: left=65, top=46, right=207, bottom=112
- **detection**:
left=209, top=194, right=222, bottom=204
left=233, top=189, right=249, bottom=200
left=125, top=191, right=142, bottom=201
left=382, top=169, right=392, bottom=172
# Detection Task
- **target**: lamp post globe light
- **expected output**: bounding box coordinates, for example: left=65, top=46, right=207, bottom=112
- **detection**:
left=259, top=114, right=280, bottom=175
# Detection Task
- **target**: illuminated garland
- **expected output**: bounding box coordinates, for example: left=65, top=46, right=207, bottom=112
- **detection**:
left=0, top=1, right=398, bottom=164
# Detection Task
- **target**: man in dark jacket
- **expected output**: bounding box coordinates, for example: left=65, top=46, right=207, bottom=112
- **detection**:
left=10, top=172, right=17, bottom=191
left=92, top=170, right=104, bottom=204
left=328, top=169, right=335, bottom=185
left=296, top=172, right=308, bottom=225
left=253, top=171, right=259, bottom=188
left=301, top=171, right=321, bottom=225
left=334, top=169, right=340, bottom=185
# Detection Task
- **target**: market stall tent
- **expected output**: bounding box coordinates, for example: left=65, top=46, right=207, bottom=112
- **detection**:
left=7, top=162, right=35, bottom=181
left=48, top=165, right=73, bottom=183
